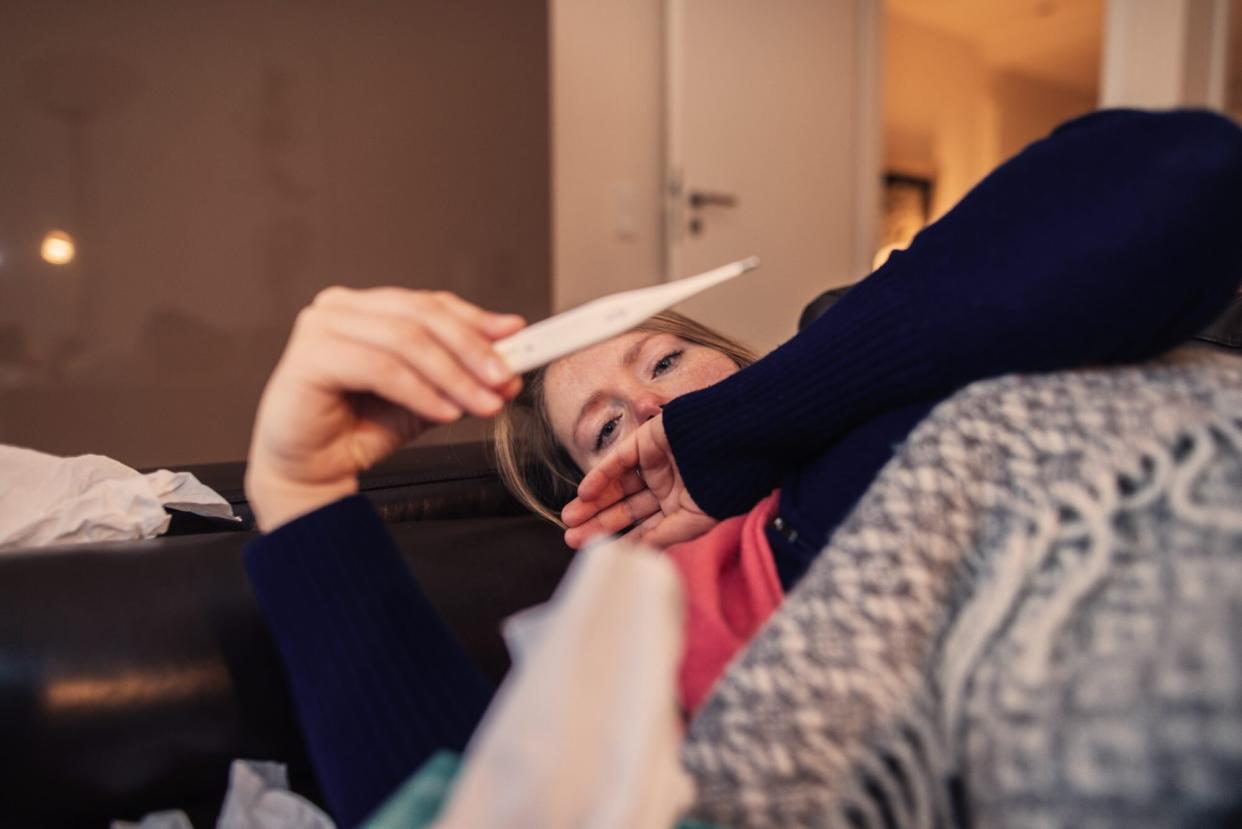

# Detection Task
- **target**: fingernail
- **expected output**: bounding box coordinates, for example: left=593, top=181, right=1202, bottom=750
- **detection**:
left=484, top=357, right=511, bottom=385
left=476, top=388, right=503, bottom=410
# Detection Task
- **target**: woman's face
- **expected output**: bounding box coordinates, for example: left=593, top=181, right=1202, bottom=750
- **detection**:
left=543, top=330, right=739, bottom=472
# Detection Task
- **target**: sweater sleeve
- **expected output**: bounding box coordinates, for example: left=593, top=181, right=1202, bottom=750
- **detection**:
left=243, top=494, right=492, bottom=828
left=664, top=108, right=1242, bottom=519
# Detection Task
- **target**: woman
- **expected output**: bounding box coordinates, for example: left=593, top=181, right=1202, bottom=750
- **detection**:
left=245, top=109, right=1242, bottom=826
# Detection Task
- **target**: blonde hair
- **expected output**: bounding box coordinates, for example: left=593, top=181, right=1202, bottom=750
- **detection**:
left=492, top=311, right=758, bottom=526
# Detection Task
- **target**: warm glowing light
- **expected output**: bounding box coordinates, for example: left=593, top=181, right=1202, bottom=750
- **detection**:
left=872, top=242, right=905, bottom=271
left=41, top=230, right=76, bottom=265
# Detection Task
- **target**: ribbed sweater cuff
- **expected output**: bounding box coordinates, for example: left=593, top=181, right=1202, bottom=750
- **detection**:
left=244, top=494, right=491, bottom=827
left=665, top=265, right=927, bottom=519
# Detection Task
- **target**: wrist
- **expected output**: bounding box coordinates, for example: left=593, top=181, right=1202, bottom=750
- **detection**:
left=244, top=464, right=359, bottom=533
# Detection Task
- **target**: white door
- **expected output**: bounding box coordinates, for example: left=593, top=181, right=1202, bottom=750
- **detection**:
left=665, top=0, right=881, bottom=352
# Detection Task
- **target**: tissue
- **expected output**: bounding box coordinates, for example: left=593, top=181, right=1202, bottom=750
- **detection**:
left=0, top=444, right=237, bottom=551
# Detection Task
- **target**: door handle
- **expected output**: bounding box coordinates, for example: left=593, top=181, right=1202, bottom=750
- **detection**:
left=688, top=190, right=738, bottom=209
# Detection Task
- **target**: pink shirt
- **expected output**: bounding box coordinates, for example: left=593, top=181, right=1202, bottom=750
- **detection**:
left=664, top=490, right=784, bottom=716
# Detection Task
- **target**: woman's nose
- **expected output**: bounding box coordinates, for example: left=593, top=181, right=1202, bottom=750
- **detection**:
left=634, top=392, right=666, bottom=423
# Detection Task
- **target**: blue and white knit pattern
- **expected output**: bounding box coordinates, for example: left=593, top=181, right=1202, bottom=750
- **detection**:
left=682, top=347, right=1242, bottom=828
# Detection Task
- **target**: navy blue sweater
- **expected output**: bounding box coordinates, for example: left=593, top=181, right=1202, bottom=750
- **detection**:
left=665, top=108, right=1242, bottom=576
left=244, top=109, right=1242, bottom=827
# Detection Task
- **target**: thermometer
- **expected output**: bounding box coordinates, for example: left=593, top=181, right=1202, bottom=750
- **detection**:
left=495, top=256, right=759, bottom=374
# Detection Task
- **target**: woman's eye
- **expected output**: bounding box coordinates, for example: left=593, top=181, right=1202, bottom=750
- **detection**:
left=652, top=350, right=683, bottom=378
left=594, top=416, right=620, bottom=452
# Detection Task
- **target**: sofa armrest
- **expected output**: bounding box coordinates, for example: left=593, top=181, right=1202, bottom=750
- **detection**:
left=171, top=440, right=528, bottom=528
left=0, top=478, right=569, bottom=825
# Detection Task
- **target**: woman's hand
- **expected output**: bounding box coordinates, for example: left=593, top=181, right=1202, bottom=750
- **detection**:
left=560, top=413, right=716, bottom=550
left=246, top=287, right=525, bottom=532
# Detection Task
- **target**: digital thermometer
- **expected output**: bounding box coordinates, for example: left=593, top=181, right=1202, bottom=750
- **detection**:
left=495, top=256, right=759, bottom=374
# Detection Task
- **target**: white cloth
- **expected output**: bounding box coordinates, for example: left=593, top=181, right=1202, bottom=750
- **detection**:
left=0, top=444, right=237, bottom=551
left=432, top=537, right=695, bottom=829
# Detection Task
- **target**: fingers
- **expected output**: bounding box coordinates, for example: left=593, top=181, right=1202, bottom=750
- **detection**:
left=293, top=333, right=463, bottom=423
left=498, top=376, right=524, bottom=398
left=561, top=469, right=643, bottom=526
left=619, top=511, right=664, bottom=546
left=576, top=414, right=672, bottom=503
left=314, top=286, right=524, bottom=377
left=576, top=437, right=642, bottom=502
left=433, top=291, right=526, bottom=339
left=563, top=487, right=661, bottom=550
left=640, top=513, right=718, bottom=550
left=304, top=287, right=527, bottom=417
left=640, top=520, right=689, bottom=550
left=420, top=310, right=513, bottom=387
left=315, top=286, right=524, bottom=341
left=310, top=305, right=504, bottom=417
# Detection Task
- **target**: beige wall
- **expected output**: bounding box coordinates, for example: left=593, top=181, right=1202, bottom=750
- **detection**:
left=0, top=0, right=550, bottom=467
left=884, top=15, right=1095, bottom=221
left=992, top=71, right=1097, bottom=161
left=884, top=17, right=993, bottom=220
left=550, top=0, right=666, bottom=312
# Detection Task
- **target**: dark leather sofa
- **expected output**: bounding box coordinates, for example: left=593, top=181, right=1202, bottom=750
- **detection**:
left=0, top=442, right=571, bottom=828
left=3, top=289, right=1238, bottom=829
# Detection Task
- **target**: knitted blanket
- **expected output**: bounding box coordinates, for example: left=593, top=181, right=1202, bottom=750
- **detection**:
left=682, top=347, right=1242, bottom=828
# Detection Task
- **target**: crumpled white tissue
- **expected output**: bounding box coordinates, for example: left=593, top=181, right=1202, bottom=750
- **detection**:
left=431, top=537, right=695, bottom=829
left=214, top=760, right=335, bottom=829
left=111, top=809, right=194, bottom=829
left=111, top=760, right=333, bottom=829
left=0, top=444, right=237, bottom=551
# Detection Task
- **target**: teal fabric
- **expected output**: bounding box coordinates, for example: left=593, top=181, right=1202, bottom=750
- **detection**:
left=362, top=750, right=723, bottom=829
left=362, top=752, right=460, bottom=829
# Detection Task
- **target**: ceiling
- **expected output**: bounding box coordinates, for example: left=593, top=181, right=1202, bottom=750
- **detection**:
left=886, top=0, right=1105, bottom=96
left=889, top=0, right=1242, bottom=110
